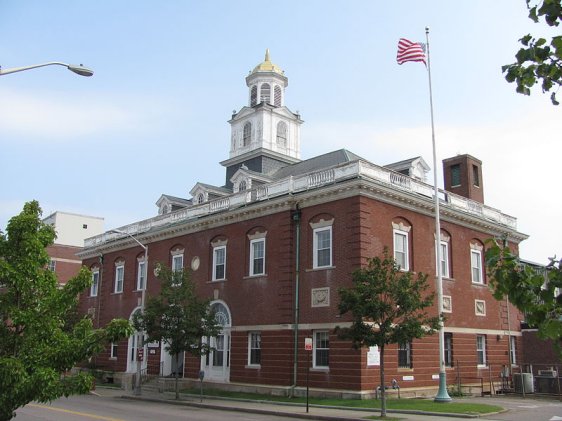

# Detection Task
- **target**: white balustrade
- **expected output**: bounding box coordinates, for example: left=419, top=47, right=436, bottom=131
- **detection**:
left=84, top=159, right=518, bottom=249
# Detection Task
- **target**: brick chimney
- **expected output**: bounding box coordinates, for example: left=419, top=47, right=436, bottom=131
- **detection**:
left=442, top=154, right=484, bottom=204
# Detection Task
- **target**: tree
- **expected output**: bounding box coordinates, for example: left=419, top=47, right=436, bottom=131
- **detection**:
left=133, top=264, right=221, bottom=399
left=486, top=240, right=562, bottom=345
left=502, top=0, right=562, bottom=105
left=0, top=201, right=132, bottom=421
left=337, top=249, right=440, bottom=418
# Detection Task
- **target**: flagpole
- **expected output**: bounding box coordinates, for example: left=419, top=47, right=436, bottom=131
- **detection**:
left=425, top=26, right=452, bottom=403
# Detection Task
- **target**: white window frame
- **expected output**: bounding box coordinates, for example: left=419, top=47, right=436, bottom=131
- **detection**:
left=90, top=270, right=99, bottom=297
left=476, top=335, right=487, bottom=367
left=172, top=252, right=183, bottom=285
left=510, top=336, right=517, bottom=365
left=248, top=332, right=261, bottom=366
left=438, top=241, right=450, bottom=278
left=213, top=245, right=226, bottom=281
left=313, top=330, right=329, bottom=369
left=250, top=238, right=266, bottom=276
left=110, top=342, right=118, bottom=359
left=471, top=249, right=483, bottom=284
left=114, top=264, right=124, bottom=294
left=48, top=259, right=56, bottom=272
left=137, top=261, right=146, bottom=291
left=172, top=254, right=184, bottom=272
left=444, top=333, right=453, bottom=367
left=313, top=226, right=332, bottom=269
left=394, top=230, right=409, bottom=271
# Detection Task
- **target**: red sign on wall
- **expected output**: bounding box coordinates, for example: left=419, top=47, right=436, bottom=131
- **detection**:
left=304, top=337, right=313, bottom=351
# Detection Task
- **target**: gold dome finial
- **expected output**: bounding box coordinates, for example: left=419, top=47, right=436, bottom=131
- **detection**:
left=251, top=49, right=284, bottom=75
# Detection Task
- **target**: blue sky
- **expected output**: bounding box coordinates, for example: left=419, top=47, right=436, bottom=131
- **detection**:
left=0, top=1, right=560, bottom=263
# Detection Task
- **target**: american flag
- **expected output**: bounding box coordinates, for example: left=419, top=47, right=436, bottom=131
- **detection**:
left=396, top=38, right=426, bottom=65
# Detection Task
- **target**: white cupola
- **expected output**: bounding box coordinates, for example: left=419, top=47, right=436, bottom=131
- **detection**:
left=226, top=50, right=303, bottom=164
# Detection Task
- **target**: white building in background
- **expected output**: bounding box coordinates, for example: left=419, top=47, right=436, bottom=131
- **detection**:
left=43, top=211, right=104, bottom=285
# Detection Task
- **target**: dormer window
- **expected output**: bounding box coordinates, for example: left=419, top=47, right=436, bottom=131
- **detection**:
left=260, top=83, right=271, bottom=104
left=243, top=122, right=252, bottom=146
left=239, top=180, right=247, bottom=191
left=197, top=193, right=205, bottom=204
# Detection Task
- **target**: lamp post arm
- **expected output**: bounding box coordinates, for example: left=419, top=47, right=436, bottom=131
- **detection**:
left=0, top=62, right=93, bottom=77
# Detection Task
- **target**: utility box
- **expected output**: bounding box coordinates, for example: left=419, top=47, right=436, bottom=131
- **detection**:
left=514, top=373, right=534, bottom=393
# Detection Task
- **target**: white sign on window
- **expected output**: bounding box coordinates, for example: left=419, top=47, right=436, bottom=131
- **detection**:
left=367, top=346, right=380, bottom=366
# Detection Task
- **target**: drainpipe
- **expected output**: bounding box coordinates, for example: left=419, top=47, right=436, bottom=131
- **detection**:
left=96, top=253, right=104, bottom=329
left=291, top=204, right=302, bottom=397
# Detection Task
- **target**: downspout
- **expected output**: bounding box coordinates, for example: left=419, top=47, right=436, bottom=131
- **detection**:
left=96, top=253, right=104, bottom=329
left=291, top=204, right=301, bottom=397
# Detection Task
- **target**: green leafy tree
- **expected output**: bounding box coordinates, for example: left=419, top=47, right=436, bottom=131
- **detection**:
left=486, top=240, right=562, bottom=344
left=0, top=201, right=133, bottom=421
left=503, top=0, right=562, bottom=105
left=337, top=249, right=440, bottom=418
left=133, top=264, right=221, bottom=399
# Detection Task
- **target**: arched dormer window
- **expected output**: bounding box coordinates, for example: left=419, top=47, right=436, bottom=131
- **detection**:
left=276, top=121, right=287, bottom=147
left=239, top=180, right=247, bottom=191
left=274, top=85, right=282, bottom=106
left=197, top=193, right=205, bottom=204
left=260, top=83, right=271, bottom=104
left=243, top=122, right=252, bottom=146
left=250, top=86, right=257, bottom=106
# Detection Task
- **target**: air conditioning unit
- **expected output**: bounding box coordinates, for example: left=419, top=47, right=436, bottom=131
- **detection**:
left=538, top=370, right=557, bottom=377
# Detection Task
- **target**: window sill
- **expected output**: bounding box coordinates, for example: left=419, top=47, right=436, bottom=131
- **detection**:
left=208, top=279, right=227, bottom=284
left=244, top=274, right=267, bottom=280
left=111, top=291, right=123, bottom=295
left=109, top=357, right=117, bottom=361
left=397, top=368, right=414, bottom=372
left=477, top=364, right=488, bottom=369
left=306, top=266, right=335, bottom=272
left=471, top=282, right=486, bottom=287
left=245, top=364, right=261, bottom=369
left=309, top=367, right=330, bottom=373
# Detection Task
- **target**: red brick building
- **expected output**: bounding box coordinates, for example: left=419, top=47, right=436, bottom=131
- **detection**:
left=78, top=51, right=527, bottom=396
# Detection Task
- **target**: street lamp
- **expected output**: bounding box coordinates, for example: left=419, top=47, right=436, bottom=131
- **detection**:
left=109, top=229, right=147, bottom=396
left=0, top=62, right=93, bottom=77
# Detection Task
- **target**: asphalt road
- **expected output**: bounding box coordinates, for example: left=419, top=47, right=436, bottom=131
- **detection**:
left=14, top=388, right=562, bottom=421
left=15, top=393, right=290, bottom=421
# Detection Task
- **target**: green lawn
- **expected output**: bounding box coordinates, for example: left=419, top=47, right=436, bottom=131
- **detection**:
left=180, top=388, right=503, bottom=415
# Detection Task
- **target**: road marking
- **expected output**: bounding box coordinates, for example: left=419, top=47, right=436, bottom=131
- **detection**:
left=27, top=404, right=125, bottom=421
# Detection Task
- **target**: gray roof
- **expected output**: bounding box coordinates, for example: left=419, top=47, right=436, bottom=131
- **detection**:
left=160, top=194, right=192, bottom=205
left=272, top=149, right=366, bottom=179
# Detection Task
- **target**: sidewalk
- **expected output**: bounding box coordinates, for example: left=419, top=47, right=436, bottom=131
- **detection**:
left=95, top=386, right=493, bottom=420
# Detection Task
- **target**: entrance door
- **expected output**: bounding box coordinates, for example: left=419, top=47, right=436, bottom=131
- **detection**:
left=201, top=302, right=231, bottom=382
left=171, top=351, right=185, bottom=377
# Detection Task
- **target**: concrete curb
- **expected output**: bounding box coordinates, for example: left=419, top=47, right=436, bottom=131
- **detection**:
left=118, top=393, right=501, bottom=419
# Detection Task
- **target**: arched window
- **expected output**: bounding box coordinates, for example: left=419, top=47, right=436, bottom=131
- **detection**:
left=243, top=122, right=252, bottom=146
left=197, top=193, right=205, bottom=204
left=276, top=121, right=287, bottom=147
left=250, top=86, right=257, bottom=106
left=274, top=85, right=282, bottom=106
left=238, top=180, right=247, bottom=191
left=260, top=83, right=271, bottom=104
left=211, top=302, right=231, bottom=327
